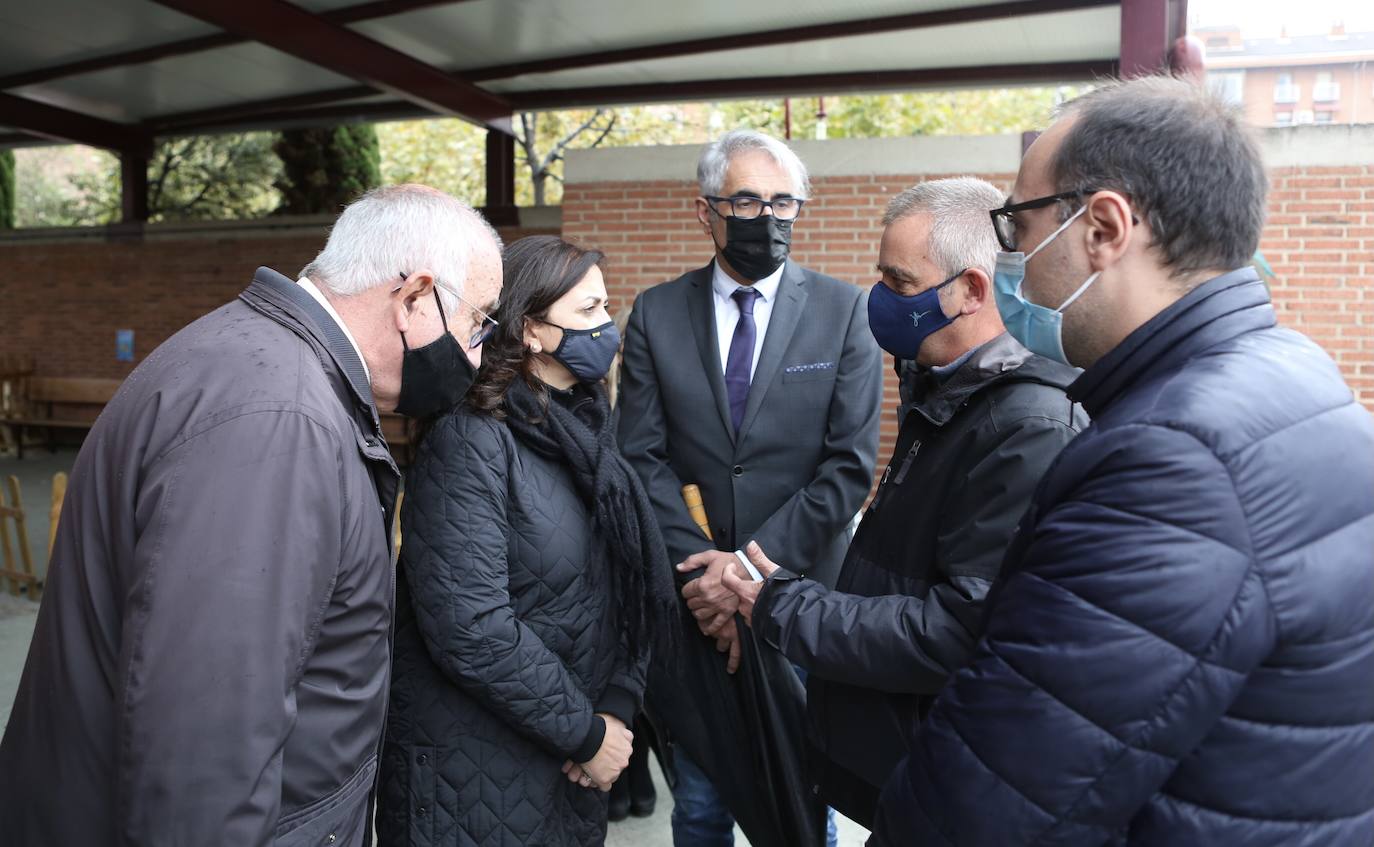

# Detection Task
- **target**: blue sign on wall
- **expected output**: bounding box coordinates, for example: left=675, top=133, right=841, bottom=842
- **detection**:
left=116, top=329, right=135, bottom=363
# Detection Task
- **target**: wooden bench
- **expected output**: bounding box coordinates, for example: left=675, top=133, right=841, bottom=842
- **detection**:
left=0, top=475, right=41, bottom=600
left=0, top=377, right=123, bottom=459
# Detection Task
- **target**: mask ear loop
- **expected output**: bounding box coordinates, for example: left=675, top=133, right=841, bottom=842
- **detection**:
left=394, top=278, right=453, bottom=351
left=1015, top=204, right=1090, bottom=300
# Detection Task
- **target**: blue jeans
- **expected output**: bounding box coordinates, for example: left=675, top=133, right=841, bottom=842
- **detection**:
left=669, top=749, right=736, bottom=847
left=668, top=666, right=839, bottom=847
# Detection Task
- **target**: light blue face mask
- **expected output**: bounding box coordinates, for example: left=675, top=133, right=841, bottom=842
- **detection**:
left=992, top=204, right=1101, bottom=365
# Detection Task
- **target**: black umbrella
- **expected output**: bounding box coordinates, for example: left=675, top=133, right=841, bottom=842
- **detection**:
left=646, top=605, right=827, bottom=847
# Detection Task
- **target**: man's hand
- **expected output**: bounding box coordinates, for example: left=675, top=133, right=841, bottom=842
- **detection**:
left=721, top=541, right=781, bottom=626
left=714, top=618, right=743, bottom=674
left=678, top=549, right=745, bottom=637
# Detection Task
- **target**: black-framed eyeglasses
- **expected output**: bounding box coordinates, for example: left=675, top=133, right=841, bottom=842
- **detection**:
left=989, top=189, right=1100, bottom=252
left=705, top=194, right=806, bottom=221
left=398, top=273, right=499, bottom=349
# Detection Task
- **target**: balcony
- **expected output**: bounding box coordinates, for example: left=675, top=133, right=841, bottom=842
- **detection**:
left=1314, top=82, right=1341, bottom=102
left=1274, top=84, right=1301, bottom=104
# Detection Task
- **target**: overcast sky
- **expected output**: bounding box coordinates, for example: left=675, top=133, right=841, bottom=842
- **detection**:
left=1191, top=0, right=1374, bottom=37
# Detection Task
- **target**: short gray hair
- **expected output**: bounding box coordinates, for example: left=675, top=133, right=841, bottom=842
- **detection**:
left=1051, top=75, right=1267, bottom=278
left=697, top=130, right=811, bottom=199
left=303, top=183, right=502, bottom=312
left=883, top=177, right=1005, bottom=280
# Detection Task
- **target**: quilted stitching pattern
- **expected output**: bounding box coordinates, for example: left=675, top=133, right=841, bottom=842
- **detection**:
left=379, top=409, right=641, bottom=846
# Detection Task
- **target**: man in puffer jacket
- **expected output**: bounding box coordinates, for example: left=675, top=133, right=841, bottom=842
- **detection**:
left=872, top=75, right=1374, bottom=846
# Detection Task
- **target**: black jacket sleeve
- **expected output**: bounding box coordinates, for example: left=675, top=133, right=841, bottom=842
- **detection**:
left=746, top=289, right=883, bottom=575
left=402, top=412, right=600, bottom=762
left=753, top=415, right=1080, bottom=694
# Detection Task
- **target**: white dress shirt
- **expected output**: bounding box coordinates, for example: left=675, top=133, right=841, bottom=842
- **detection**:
left=710, top=260, right=786, bottom=581
left=298, top=276, right=370, bottom=382
left=711, top=260, right=784, bottom=382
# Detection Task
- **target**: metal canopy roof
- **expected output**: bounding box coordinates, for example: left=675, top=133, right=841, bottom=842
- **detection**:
left=0, top=0, right=1155, bottom=152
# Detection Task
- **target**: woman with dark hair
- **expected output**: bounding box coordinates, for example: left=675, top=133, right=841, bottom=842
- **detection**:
left=378, top=235, right=677, bottom=846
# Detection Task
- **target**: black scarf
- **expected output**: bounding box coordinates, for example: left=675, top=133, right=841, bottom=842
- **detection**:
left=503, top=378, right=678, bottom=661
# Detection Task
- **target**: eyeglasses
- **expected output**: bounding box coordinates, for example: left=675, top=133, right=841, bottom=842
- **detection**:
left=989, top=189, right=1100, bottom=252
left=398, top=273, right=499, bottom=349
left=705, top=195, right=806, bottom=221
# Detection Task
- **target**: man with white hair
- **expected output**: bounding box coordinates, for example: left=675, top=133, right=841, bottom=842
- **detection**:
left=618, top=130, right=883, bottom=846
left=0, top=184, right=503, bottom=845
left=719, top=177, right=1087, bottom=829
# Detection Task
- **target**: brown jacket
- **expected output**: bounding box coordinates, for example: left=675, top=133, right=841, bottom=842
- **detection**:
left=0, top=267, right=400, bottom=846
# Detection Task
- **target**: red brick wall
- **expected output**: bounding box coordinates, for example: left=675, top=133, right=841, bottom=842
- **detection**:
left=563, top=167, right=1374, bottom=492
left=1260, top=165, right=1374, bottom=403
left=0, top=223, right=555, bottom=381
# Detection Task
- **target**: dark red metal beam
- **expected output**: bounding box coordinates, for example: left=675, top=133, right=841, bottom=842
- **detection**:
left=146, top=85, right=379, bottom=134
left=0, top=92, right=149, bottom=152
left=149, top=0, right=509, bottom=124
left=507, top=60, right=1119, bottom=111
left=146, top=58, right=1117, bottom=137
left=153, top=99, right=430, bottom=136
left=464, top=0, right=1118, bottom=82
left=1119, top=0, right=1188, bottom=77
left=0, top=1, right=473, bottom=91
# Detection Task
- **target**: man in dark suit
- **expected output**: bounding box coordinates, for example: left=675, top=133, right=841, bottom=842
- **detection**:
left=618, top=129, right=883, bottom=846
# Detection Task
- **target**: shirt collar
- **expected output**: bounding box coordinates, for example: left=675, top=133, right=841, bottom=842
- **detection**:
left=298, top=276, right=371, bottom=382
left=711, top=258, right=785, bottom=304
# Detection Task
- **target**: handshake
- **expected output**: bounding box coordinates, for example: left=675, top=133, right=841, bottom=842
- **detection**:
left=675, top=541, right=782, bottom=673
left=562, top=713, right=634, bottom=792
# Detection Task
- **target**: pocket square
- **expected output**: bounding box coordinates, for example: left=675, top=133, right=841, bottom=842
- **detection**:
left=784, top=361, right=836, bottom=374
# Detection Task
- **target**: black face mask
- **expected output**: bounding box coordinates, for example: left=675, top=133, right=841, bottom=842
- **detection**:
left=715, top=213, right=793, bottom=281
left=394, top=291, right=476, bottom=419
left=546, top=319, right=621, bottom=383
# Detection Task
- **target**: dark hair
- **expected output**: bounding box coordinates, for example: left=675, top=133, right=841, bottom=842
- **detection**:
left=468, top=235, right=605, bottom=418
left=1051, top=75, right=1268, bottom=281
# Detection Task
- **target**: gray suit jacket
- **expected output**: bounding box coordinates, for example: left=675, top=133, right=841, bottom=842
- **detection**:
left=618, top=260, right=882, bottom=589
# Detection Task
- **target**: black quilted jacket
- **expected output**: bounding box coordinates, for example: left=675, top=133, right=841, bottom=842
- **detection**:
left=378, top=399, right=647, bottom=847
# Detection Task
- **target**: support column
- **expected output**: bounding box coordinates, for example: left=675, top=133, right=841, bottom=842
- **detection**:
left=1119, top=0, right=1189, bottom=78
left=120, top=147, right=150, bottom=223
left=484, top=128, right=518, bottom=227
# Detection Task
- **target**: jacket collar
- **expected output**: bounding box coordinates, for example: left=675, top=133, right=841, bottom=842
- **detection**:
left=239, top=266, right=379, bottom=420
left=905, top=332, right=1036, bottom=427
left=1069, top=267, right=1275, bottom=418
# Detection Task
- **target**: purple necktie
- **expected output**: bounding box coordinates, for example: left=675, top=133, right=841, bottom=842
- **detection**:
left=725, top=287, right=761, bottom=432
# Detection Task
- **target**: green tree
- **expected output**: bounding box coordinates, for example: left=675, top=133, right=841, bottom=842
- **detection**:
left=14, top=134, right=279, bottom=226
left=275, top=125, right=382, bottom=215
left=0, top=149, right=15, bottom=229
left=515, top=109, right=618, bottom=206
left=377, top=117, right=487, bottom=205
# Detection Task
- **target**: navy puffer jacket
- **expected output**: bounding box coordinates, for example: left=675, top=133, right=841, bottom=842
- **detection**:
left=872, top=269, right=1374, bottom=846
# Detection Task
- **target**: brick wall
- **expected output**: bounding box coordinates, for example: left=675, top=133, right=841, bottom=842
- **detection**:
left=1260, top=164, right=1374, bottom=401
left=0, top=216, right=558, bottom=381
left=561, top=129, right=1374, bottom=490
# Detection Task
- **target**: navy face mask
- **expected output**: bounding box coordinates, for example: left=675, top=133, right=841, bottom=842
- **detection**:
left=544, top=319, right=621, bottom=383
left=866, top=270, right=964, bottom=360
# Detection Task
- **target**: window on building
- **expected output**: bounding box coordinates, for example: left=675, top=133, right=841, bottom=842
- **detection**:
left=1315, top=110, right=1335, bottom=124
left=1208, top=71, right=1246, bottom=105
left=1275, top=111, right=1294, bottom=126
left=1274, top=73, right=1300, bottom=104
left=1314, top=72, right=1340, bottom=102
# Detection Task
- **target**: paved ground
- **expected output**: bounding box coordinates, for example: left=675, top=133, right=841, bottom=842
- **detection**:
left=0, top=448, right=870, bottom=845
